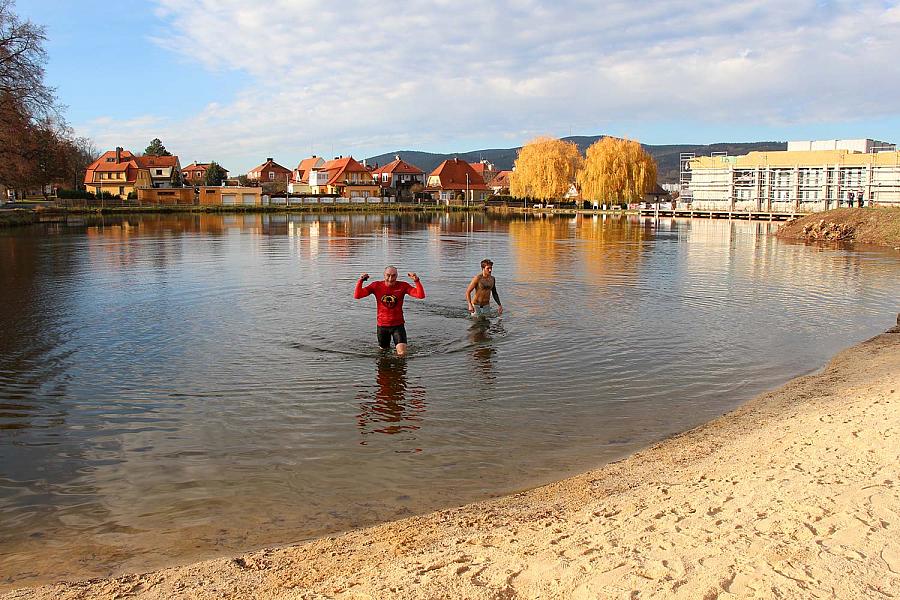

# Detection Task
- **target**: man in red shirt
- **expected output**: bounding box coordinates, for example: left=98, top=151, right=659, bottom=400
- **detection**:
left=354, top=265, right=425, bottom=356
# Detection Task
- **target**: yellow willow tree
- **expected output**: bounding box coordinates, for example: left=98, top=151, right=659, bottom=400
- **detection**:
left=509, top=137, right=582, bottom=200
left=577, top=137, right=658, bottom=205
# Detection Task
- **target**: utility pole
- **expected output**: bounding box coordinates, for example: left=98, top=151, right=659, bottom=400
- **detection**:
left=466, top=173, right=470, bottom=208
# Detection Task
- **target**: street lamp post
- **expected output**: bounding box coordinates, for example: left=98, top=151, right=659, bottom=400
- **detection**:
left=466, top=173, right=469, bottom=208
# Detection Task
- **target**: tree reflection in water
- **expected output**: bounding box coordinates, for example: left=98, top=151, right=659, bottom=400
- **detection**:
left=357, top=355, right=426, bottom=448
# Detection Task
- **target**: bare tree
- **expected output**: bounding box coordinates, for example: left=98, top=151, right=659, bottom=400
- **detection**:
left=0, top=0, right=56, bottom=119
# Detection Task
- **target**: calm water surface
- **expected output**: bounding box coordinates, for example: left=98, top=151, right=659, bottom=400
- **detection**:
left=1, top=212, right=898, bottom=587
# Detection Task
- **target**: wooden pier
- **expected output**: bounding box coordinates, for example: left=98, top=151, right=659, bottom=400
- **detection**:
left=638, top=208, right=803, bottom=221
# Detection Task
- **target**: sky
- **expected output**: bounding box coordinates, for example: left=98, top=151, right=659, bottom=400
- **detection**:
left=16, top=0, right=900, bottom=174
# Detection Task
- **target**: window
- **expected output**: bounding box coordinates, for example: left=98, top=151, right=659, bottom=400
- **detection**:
left=156, top=169, right=163, bottom=175
left=269, top=172, right=275, bottom=181
left=119, top=186, right=124, bottom=195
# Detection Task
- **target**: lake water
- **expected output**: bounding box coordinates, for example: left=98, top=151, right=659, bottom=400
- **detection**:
left=1, top=211, right=898, bottom=588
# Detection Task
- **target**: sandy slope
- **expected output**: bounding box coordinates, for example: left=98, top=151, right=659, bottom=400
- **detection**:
left=4, top=329, right=899, bottom=600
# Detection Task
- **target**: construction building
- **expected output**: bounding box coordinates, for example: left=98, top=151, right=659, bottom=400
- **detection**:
left=684, top=139, right=900, bottom=213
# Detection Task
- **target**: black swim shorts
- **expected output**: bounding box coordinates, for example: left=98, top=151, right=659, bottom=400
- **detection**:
left=376, top=325, right=408, bottom=348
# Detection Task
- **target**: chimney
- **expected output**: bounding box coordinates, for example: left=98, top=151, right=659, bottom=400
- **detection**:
left=115, top=147, right=122, bottom=163
left=362, top=158, right=367, bottom=167
left=266, top=157, right=273, bottom=163
left=395, top=154, right=400, bottom=161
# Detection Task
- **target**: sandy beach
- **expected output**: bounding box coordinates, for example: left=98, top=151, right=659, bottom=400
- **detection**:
left=3, top=327, right=898, bottom=599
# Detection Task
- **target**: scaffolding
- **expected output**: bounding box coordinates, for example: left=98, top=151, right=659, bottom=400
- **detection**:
left=679, top=153, right=695, bottom=203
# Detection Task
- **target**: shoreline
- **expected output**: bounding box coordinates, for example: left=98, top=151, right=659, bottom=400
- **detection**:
left=3, top=326, right=899, bottom=599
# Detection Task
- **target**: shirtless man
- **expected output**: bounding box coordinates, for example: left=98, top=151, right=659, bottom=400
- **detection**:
left=354, top=265, right=425, bottom=356
left=466, top=258, right=502, bottom=318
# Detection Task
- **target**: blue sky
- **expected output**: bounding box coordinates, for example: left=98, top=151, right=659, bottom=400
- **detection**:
left=16, top=0, right=900, bottom=174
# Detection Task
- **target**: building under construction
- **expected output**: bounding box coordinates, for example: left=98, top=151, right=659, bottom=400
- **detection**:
left=684, top=139, right=900, bottom=213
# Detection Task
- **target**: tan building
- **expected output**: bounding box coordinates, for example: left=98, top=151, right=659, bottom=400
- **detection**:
left=687, top=139, right=900, bottom=213
left=136, top=187, right=196, bottom=205
left=197, top=186, right=263, bottom=206
left=84, top=148, right=152, bottom=197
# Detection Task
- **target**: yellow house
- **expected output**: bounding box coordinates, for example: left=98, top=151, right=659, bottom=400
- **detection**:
left=84, top=147, right=152, bottom=197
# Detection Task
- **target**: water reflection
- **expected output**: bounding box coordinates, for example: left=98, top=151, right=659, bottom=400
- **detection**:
left=468, top=318, right=504, bottom=383
left=1, top=211, right=898, bottom=589
left=357, top=355, right=426, bottom=448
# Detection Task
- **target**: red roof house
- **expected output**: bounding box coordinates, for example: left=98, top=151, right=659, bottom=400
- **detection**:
left=247, top=158, right=292, bottom=184
left=425, top=157, right=490, bottom=203
left=370, top=156, right=425, bottom=189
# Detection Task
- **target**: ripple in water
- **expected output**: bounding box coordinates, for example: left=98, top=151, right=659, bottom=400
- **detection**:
left=0, top=212, right=897, bottom=588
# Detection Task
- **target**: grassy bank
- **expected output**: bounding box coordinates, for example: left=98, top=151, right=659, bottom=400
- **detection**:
left=42, top=203, right=484, bottom=216
left=0, top=209, right=38, bottom=227
left=776, top=207, right=900, bottom=248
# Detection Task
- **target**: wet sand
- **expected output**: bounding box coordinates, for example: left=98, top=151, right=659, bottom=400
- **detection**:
left=4, top=328, right=899, bottom=599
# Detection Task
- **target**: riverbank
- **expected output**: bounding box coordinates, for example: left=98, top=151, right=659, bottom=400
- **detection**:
left=0, top=209, right=37, bottom=227
left=0, top=203, right=488, bottom=228
left=777, top=206, right=900, bottom=248
left=4, top=324, right=898, bottom=599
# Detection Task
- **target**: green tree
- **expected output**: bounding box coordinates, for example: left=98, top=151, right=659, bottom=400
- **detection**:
left=204, top=161, right=227, bottom=186
left=576, top=137, right=657, bottom=204
left=509, top=137, right=582, bottom=201
left=144, top=138, right=171, bottom=156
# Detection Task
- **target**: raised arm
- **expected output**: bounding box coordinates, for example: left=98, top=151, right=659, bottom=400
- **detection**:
left=354, top=274, right=372, bottom=299
left=406, top=273, right=425, bottom=299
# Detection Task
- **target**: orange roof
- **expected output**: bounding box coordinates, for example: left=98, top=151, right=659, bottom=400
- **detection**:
left=182, top=162, right=229, bottom=174
left=84, top=149, right=143, bottom=185
left=426, top=158, right=489, bottom=190
left=135, top=155, right=179, bottom=169
left=249, top=158, right=291, bottom=175
left=371, top=158, right=424, bottom=176
left=492, top=170, right=512, bottom=187
left=294, top=156, right=324, bottom=183
left=320, top=156, right=374, bottom=186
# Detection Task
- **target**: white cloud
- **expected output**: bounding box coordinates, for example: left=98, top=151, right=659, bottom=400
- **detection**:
left=77, top=0, right=900, bottom=173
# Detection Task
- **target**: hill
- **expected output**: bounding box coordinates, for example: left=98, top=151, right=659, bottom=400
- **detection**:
left=366, top=137, right=787, bottom=183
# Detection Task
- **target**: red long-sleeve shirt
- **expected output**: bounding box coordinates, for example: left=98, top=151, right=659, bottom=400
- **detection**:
left=354, top=279, right=425, bottom=326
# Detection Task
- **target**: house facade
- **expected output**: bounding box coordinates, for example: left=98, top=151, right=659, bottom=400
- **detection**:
left=370, top=156, right=425, bottom=198
left=136, top=155, right=182, bottom=188
left=470, top=160, right=498, bottom=185
left=310, top=156, right=380, bottom=198
left=182, top=162, right=229, bottom=186
left=247, top=158, right=292, bottom=185
left=425, top=158, right=490, bottom=204
left=83, top=148, right=153, bottom=197
left=490, top=170, right=512, bottom=195
left=289, top=156, right=326, bottom=194
left=686, top=139, right=900, bottom=212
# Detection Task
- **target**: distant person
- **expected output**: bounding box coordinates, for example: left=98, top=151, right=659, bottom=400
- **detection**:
left=354, top=266, right=425, bottom=356
left=466, top=259, right=503, bottom=318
